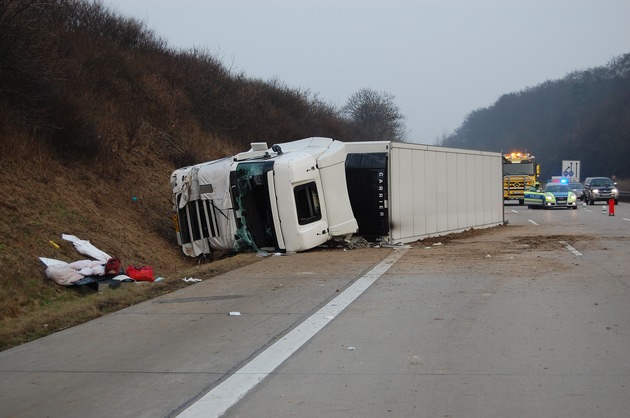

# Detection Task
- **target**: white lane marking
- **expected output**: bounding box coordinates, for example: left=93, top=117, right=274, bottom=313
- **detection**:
left=559, top=241, right=583, bottom=256
left=528, top=220, right=539, bottom=225
left=511, top=209, right=518, bottom=213
left=177, top=247, right=409, bottom=418
left=623, top=218, right=630, bottom=222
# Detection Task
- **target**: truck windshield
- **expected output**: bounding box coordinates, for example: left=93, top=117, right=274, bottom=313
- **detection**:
left=503, top=162, right=535, bottom=176
left=232, top=161, right=278, bottom=251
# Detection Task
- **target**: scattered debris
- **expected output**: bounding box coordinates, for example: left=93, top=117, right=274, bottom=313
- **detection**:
left=182, top=277, right=202, bottom=283
left=39, top=233, right=160, bottom=291
left=61, top=233, right=111, bottom=262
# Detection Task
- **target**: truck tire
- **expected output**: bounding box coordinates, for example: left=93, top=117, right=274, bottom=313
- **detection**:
left=518, top=199, right=524, bottom=205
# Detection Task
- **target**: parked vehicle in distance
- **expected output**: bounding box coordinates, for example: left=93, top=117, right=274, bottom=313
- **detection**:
left=582, top=177, right=619, bottom=205
left=568, top=182, right=584, bottom=201
left=524, top=183, right=578, bottom=209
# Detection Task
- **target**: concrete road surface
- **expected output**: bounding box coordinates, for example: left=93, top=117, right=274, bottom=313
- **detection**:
left=1, top=203, right=629, bottom=417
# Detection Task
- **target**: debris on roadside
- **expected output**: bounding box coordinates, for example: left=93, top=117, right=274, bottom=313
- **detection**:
left=39, top=234, right=159, bottom=291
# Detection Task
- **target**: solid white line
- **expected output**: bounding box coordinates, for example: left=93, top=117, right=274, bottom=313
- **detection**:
left=528, top=219, right=539, bottom=225
left=559, top=241, right=583, bottom=256
left=177, top=247, right=409, bottom=418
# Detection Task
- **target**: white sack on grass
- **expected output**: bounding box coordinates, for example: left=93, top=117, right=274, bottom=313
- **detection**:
left=61, top=234, right=111, bottom=262
left=78, top=265, right=105, bottom=276
left=45, top=264, right=84, bottom=286
left=67, top=259, right=102, bottom=269
left=42, top=259, right=106, bottom=285
left=67, top=260, right=105, bottom=277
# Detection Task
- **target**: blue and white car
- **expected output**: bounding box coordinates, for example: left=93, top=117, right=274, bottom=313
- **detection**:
left=524, top=183, right=578, bottom=209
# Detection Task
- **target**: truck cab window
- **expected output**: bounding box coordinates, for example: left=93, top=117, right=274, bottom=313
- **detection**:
left=294, top=182, right=321, bottom=225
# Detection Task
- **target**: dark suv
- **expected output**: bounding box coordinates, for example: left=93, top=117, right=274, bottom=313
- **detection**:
left=583, top=177, right=619, bottom=205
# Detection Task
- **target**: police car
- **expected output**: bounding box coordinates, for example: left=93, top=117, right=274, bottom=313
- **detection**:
left=524, top=181, right=578, bottom=209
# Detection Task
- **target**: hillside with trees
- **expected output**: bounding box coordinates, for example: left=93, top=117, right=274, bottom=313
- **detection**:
left=441, top=53, right=630, bottom=182
left=0, top=0, right=406, bottom=349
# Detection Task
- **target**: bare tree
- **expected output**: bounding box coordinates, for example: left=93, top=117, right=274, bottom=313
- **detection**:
left=342, top=88, right=407, bottom=142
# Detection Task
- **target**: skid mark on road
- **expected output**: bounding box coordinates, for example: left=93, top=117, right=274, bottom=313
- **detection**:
left=175, top=247, right=409, bottom=418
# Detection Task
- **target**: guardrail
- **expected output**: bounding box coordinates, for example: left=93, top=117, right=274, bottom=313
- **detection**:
left=619, top=191, right=630, bottom=203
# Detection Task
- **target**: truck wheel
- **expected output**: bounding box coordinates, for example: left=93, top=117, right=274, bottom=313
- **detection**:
left=518, top=199, right=524, bottom=205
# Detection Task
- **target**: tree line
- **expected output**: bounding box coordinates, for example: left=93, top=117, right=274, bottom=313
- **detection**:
left=0, top=0, right=406, bottom=172
left=440, top=53, right=630, bottom=181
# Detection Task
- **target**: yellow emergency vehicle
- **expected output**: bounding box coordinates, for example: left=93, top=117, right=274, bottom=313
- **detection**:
left=503, top=151, right=540, bottom=205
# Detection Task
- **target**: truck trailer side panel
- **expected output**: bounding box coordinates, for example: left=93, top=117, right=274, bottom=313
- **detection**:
left=347, top=141, right=503, bottom=245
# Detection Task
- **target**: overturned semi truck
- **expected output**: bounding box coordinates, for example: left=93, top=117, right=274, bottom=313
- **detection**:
left=170, top=137, right=504, bottom=257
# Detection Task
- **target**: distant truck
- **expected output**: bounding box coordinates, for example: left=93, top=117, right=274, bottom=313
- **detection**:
left=170, top=138, right=504, bottom=256
left=502, top=151, right=540, bottom=204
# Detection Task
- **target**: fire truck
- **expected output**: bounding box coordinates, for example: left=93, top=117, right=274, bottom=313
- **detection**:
left=503, top=151, right=540, bottom=204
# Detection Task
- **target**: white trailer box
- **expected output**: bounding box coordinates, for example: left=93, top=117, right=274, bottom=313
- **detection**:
left=344, top=141, right=504, bottom=244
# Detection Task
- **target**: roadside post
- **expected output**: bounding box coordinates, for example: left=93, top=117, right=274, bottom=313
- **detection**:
left=608, top=198, right=615, bottom=216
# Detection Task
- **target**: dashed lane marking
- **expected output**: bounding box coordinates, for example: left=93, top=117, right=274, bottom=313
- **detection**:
left=559, top=241, right=583, bottom=256
left=528, top=220, right=539, bottom=225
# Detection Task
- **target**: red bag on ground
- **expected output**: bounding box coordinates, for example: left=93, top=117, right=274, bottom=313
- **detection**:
left=105, top=258, right=122, bottom=275
left=125, top=265, right=155, bottom=282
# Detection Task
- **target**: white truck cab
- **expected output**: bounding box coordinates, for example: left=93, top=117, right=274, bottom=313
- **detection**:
left=171, top=137, right=358, bottom=256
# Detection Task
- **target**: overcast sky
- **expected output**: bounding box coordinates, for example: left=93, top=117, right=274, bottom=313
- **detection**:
left=100, top=0, right=630, bottom=144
